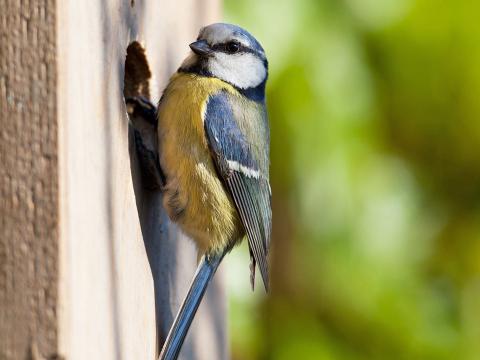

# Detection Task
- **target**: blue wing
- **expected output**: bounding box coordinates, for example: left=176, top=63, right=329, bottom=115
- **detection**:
left=204, top=90, right=271, bottom=291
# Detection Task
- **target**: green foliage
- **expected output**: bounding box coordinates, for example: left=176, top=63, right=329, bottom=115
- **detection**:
left=225, top=0, right=480, bottom=359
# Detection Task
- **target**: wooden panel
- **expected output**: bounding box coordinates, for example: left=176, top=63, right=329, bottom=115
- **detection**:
left=57, top=1, right=224, bottom=360
left=0, top=0, right=59, bottom=359
left=1, top=0, right=224, bottom=359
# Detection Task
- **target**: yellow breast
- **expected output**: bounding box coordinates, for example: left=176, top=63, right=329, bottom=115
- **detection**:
left=157, top=72, right=244, bottom=254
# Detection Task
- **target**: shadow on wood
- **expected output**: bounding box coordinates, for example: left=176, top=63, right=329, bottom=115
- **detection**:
left=124, top=40, right=228, bottom=359
left=124, top=42, right=175, bottom=353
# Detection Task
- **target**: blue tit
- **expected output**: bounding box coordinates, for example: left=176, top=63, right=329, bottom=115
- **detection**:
left=157, top=23, right=271, bottom=360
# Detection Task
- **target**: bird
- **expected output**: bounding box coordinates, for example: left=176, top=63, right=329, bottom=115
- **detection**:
left=157, top=23, right=271, bottom=360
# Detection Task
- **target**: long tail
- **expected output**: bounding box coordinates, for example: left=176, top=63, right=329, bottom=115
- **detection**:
left=158, top=251, right=226, bottom=360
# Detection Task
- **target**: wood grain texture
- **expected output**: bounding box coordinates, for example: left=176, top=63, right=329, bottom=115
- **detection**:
left=0, top=0, right=59, bottom=359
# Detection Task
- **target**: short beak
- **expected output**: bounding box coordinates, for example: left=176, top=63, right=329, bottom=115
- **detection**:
left=189, top=40, right=212, bottom=56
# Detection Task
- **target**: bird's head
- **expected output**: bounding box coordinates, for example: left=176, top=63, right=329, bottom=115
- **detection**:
left=180, top=23, right=268, bottom=91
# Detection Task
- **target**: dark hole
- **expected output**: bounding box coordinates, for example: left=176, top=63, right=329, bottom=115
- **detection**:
left=124, top=41, right=152, bottom=99
left=123, top=41, right=165, bottom=352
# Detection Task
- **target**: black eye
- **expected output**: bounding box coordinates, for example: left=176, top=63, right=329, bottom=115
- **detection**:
left=226, top=41, right=240, bottom=54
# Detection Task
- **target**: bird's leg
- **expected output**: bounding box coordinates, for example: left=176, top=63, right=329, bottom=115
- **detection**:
left=126, top=96, right=166, bottom=188
left=158, top=250, right=226, bottom=360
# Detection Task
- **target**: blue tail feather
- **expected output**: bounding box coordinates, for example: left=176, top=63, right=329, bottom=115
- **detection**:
left=158, top=251, right=225, bottom=360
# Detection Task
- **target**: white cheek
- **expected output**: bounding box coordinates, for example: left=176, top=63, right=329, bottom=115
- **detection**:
left=207, top=53, right=266, bottom=89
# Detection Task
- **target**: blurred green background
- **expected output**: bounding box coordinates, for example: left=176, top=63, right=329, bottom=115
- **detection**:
left=224, top=0, right=480, bottom=359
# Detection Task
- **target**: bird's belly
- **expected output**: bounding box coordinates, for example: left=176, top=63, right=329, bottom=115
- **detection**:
left=161, top=145, right=243, bottom=254
left=157, top=72, right=245, bottom=254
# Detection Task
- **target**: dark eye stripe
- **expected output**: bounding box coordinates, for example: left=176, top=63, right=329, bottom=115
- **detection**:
left=211, top=42, right=260, bottom=57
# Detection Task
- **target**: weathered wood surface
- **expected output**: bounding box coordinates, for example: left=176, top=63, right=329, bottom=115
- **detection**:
left=1, top=0, right=226, bottom=359
left=1, top=1, right=58, bottom=358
